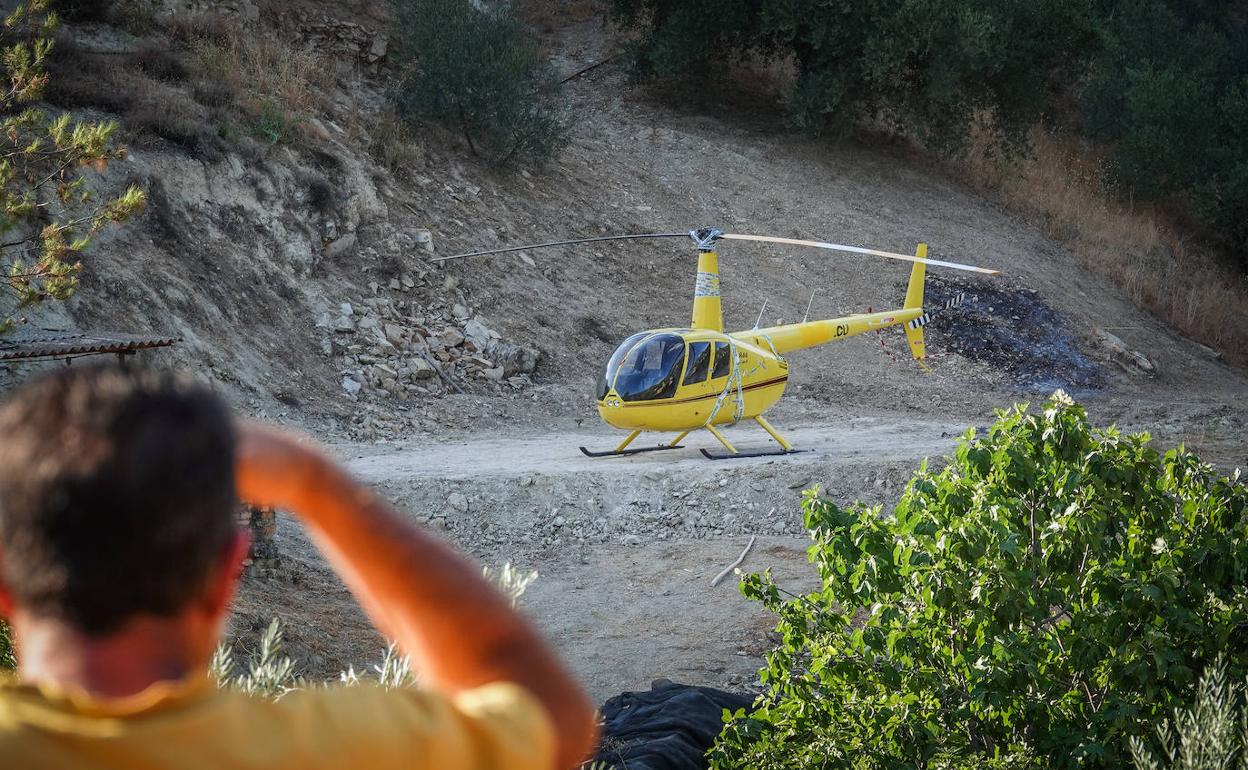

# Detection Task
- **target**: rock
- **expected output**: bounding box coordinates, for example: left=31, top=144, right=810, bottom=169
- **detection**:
left=409, top=358, right=436, bottom=379
left=367, top=35, right=388, bottom=61
left=440, top=328, right=466, bottom=347
left=487, top=340, right=540, bottom=376
left=447, top=492, right=469, bottom=512
left=340, top=302, right=354, bottom=316
left=1096, top=329, right=1157, bottom=375
left=481, top=366, right=505, bottom=381
left=341, top=377, right=362, bottom=396
left=464, top=317, right=500, bottom=349
left=357, top=315, right=380, bottom=331
left=621, top=534, right=643, bottom=546
left=414, top=230, right=434, bottom=253
left=384, top=323, right=406, bottom=347
left=452, top=303, right=470, bottom=319
left=320, top=338, right=334, bottom=356
left=325, top=233, right=358, bottom=259
left=381, top=377, right=401, bottom=394
left=333, top=315, right=356, bottom=333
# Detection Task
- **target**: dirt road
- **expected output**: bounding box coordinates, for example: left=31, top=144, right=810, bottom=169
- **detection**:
left=343, top=415, right=972, bottom=481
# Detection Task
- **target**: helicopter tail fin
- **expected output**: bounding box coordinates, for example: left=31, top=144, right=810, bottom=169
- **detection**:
left=903, top=244, right=927, bottom=360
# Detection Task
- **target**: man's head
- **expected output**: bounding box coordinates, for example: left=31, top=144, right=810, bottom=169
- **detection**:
left=0, top=365, right=241, bottom=638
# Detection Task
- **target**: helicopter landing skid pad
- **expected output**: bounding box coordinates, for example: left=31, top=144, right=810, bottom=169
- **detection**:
left=579, top=444, right=685, bottom=458
left=699, top=448, right=804, bottom=461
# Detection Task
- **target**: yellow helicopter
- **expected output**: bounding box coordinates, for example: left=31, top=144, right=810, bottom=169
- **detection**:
left=439, top=227, right=999, bottom=459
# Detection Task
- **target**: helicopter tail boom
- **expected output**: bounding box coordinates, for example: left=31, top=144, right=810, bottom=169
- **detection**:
left=733, top=307, right=923, bottom=354
left=733, top=243, right=931, bottom=356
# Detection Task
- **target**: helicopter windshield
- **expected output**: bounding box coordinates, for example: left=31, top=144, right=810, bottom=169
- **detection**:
left=598, top=332, right=648, bottom=400
left=611, top=333, right=686, bottom=402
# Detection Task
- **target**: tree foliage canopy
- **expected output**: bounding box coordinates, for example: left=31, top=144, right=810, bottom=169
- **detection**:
left=711, top=393, right=1248, bottom=769
left=390, top=0, right=571, bottom=166
left=0, top=0, right=145, bottom=334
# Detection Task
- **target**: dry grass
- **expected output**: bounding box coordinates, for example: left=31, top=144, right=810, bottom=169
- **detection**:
left=370, top=107, right=425, bottom=174
left=190, top=28, right=334, bottom=121
left=963, top=125, right=1248, bottom=366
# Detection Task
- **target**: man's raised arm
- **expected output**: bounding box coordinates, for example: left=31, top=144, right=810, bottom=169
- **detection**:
left=233, top=422, right=598, bottom=770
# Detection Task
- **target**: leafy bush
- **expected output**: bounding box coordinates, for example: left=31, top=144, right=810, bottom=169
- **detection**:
left=1131, top=660, right=1248, bottom=770
left=390, top=0, right=571, bottom=165
left=711, top=393, right=1248, bottom=769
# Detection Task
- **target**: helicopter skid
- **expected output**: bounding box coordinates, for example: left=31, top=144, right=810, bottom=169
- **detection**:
left=578, top=444, right=685, bottom=458
left=699, top=447, right=803, bottom=461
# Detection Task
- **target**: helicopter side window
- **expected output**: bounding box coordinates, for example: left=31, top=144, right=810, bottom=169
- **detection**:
left=683, top=341, right=711, bottom=385
left=599, top=332, right=648, bottom=399
left=614, top=334, right=686, bottom=402
left=711, top=342, right=732, bottom=379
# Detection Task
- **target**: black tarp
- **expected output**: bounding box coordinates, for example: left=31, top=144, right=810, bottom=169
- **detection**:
left=592, top=680, right=755, bottom=770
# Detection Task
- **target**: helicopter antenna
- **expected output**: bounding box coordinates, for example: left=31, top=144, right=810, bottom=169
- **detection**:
left=753, top=299, right=768, bottom=329
left=802, top=289, right=818, bottom=323
left=718, top=233, right=1000, bottom=275
left=435, top=232, right=689, bottom=262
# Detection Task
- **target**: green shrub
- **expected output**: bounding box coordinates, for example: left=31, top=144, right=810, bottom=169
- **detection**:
left=711, top=393, right=1248, bottom=769
left=1131, top=660, right=1248, bottom=770
left=389, top=0, right=571, bottom=165
left=0, top=620, right=14, bottom=670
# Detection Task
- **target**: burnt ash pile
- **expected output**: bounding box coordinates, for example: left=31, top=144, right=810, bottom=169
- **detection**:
left=923, top=276, right=1103, bottom=393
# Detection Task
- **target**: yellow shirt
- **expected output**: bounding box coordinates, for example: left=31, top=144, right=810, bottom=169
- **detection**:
left=0, top=674, right=555, bottom=769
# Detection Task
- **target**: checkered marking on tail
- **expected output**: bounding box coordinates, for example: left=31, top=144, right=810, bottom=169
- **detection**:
left=906, top=293, right=970, bottom=330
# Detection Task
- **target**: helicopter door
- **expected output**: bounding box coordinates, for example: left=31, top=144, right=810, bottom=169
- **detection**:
left=612, top=333, right=686, bottom=402
left=711, top=341, right=732, bottom=379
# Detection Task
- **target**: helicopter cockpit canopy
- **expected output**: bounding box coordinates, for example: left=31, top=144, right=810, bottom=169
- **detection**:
left=599, top=332, right=687, bottom=402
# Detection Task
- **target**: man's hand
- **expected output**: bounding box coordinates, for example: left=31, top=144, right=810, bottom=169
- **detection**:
left=231, top=420, right=598, bottom=769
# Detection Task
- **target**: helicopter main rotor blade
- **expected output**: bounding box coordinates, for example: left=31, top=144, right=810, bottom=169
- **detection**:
left=435, top=232, right=689, bottom=262
left=720, top=233, right=1001, bottom=275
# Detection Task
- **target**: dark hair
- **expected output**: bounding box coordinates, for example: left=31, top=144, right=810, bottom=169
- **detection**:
left=0, top=365, right=238, bottom=636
